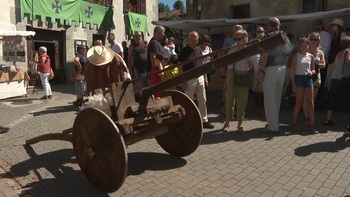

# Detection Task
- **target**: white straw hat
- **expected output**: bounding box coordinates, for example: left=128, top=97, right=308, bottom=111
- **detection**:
left=330, top=18, right=344, bottom=29
left=87, top=45, right=115, bottom=66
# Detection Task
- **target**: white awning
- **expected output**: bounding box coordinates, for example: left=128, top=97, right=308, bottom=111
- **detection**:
left=0, top=31, right=36, bottom=37
left=152, top=8, right=350, bottom=35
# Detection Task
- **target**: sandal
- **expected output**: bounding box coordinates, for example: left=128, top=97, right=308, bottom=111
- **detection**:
left=237, top=126, right=244, bottom=134
left=221, top=122, right=230, bottom=132
left=310, top=125, right=318, bottom=134
left=324, top=119, right=335, bottom=126
left=291, top=123, right=300, bottom=132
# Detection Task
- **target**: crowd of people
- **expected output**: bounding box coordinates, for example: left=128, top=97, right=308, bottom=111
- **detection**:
left=64, top=16, right=350, bottom=133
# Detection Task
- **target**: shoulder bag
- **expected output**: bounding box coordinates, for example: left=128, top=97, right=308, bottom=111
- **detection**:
left=340, top=49, right=350, bottom=88
left=233, top=69, right=251, bottom=87
left=49, top=67, right=55, bottom=80
left=70, top=70, right=83, bottom=82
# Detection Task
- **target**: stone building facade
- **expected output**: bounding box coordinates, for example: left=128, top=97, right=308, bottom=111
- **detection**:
left=186, top=0, right=350, bottom=20
left=0, top=0, right=158, bottom=81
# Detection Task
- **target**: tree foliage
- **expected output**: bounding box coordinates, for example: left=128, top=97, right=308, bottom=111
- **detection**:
left=173, top=0, right=184, bottom=10
left=158, top=2, right=170, bottom=13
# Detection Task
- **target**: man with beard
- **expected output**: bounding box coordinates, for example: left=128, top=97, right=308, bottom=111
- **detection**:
left=128, top=31, right=149, bottom=92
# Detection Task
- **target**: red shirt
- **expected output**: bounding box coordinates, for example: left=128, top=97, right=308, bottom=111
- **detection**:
left=37, top=54, right=51, bottom=73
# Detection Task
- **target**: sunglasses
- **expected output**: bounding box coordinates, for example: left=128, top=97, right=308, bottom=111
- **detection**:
left=234, top=37, right=242, bottom=41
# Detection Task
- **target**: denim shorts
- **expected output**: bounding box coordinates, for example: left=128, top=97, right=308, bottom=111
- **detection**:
left=294, top=75, right=313, bottom=89
left=75, top=80, right=86, bottom=95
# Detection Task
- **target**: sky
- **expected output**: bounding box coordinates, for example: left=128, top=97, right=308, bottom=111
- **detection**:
left=159, top=0, right=185, bottom=9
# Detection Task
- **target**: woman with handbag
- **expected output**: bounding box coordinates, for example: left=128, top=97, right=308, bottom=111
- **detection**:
left=221, top=29, right=252, bottom=134
left=324, top=37, right=350, bottom=126
left=303, top=32, right=325, bottom=125
left=36, top=46, right=52, bottom=100
left=325, top=18, right=347, bottom=91
left=72, top=45, right=88, bottom=110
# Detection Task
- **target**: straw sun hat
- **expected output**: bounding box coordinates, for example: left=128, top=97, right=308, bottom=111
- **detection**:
left=330, top=18, right=344, bottom=29
left=87, top=45, right=114, bottom=66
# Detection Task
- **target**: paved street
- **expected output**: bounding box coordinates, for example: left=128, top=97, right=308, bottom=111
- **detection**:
left=0, top=83, right=350, bottom=197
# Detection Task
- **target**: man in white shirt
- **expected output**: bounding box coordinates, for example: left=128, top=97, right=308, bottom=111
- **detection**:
left=107, top=33, right=124, bottom=58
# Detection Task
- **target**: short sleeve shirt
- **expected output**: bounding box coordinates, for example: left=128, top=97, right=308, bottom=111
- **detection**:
left=146, top=38, right=163, bottom=72
left=178, top=45, right=196, bottom=72
left=110, top=42, right=123, bottom=54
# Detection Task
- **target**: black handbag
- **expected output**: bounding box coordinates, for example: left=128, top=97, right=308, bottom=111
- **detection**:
left=233, top=70, right=251, bottom=87
left=340, top=77, right=350, bottom=88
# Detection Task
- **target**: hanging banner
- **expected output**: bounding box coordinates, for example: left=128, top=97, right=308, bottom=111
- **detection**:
left=80, top=1, right=114, bottom=28
left=128, top=12, right=149, bottom=34
left=20, top=0, right=113, bottom=28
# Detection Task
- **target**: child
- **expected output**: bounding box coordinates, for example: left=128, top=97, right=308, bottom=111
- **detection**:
left=290, top=37, right=316, bottom=133
left=150, top=53, right=168, bottom=98
left=163, top=55, right=179, bottom=91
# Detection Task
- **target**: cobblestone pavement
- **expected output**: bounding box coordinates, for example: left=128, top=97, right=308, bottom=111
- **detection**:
left=0, top=83, right=349, bottom=197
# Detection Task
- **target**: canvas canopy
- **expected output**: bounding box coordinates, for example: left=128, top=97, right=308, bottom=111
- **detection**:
left=0, top=31, right=36, bottom=37
left=152, top=8, right=350, bottom=36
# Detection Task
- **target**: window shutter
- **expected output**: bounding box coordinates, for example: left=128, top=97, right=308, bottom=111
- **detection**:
left=125, top=0, right=130, bottom=13
left=140, top=0, right=146, bottom=15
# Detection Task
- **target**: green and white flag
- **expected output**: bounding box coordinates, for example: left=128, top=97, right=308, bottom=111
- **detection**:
left=20, top=0, right=113, bottom=28
left=128, top=12, right=148, bottom=35
left=80, top=1, right=113, bottom=28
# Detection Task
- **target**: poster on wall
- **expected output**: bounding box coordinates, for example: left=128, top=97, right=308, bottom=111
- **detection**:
left=2, top=36, right=26, bottom=62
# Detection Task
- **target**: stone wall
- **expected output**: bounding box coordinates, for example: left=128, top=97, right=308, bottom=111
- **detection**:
left=0, top=0, right=158, bottom=73
left=187, top=0, right=350, bottom=19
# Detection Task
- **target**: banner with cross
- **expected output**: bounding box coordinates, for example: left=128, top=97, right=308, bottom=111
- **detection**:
left=128, top=12, right=149, bottom=35
left=20, top=0, right=113, bottom=28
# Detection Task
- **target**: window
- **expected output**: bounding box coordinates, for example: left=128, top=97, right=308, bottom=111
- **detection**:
left=86, top=0, right=113, bottom=6
left=302, top=0, right=325, bottom=13
left=230, top=4, right=250, bottom=19
left=74, top=40, right=88, bottom=54
left=125, top=0, right=146, bottom=14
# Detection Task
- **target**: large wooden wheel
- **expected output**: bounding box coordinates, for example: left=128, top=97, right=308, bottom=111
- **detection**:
left=73, top=108, right=127, bottom=193
left=155, top=90, right=203, bottom=157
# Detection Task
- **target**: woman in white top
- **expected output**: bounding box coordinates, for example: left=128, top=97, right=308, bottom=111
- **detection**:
left=195, top=35, right=213, bottom=87
left=290, top=37, right=316, bottom=133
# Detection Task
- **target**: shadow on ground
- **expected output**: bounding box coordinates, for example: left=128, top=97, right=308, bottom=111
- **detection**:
left=294, top=133, right=350, bottom=156
left=1, top=145, right=187, bottom=196
left=127, top=152, right=187, bottom=176
left=0, top=146, right=108, bottom=197
left=31, top=105, right=74, bottom=116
